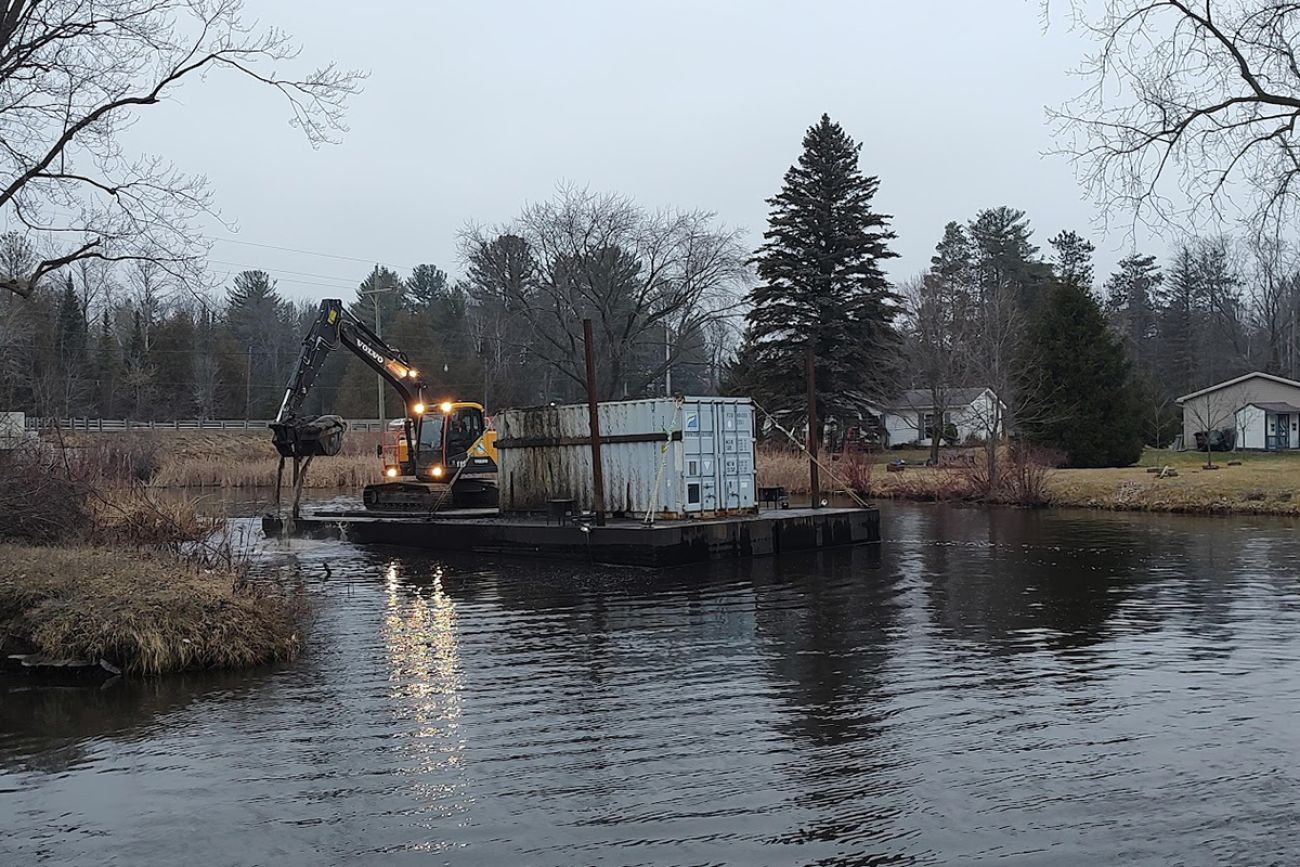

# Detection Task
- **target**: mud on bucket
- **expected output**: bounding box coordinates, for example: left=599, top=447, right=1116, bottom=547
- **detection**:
left=270, top=415, right=348, bottom=458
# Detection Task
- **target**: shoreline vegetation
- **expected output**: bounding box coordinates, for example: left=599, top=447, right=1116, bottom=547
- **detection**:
left=1, top=441, right=306, bottom=677
left=759, top=447, right=1300, bottom=516
left=44, top=429, right=1300, bottom=517
left=0, top=545, right=302, bottom=675
left=6, top=428, right=1294, bottom=679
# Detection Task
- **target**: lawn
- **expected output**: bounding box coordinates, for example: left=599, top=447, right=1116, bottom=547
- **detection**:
left=758, top=445, right=1300, bottom=515
left=1047, top=448, right=1300, bottom=514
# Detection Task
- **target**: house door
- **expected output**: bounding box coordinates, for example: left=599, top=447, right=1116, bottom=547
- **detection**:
left=1268, top=414, right=1290, bottom=450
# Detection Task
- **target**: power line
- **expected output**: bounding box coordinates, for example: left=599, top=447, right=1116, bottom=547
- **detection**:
left=212, top=236, right=413, bottom=271
left=207, top=258, right=360, bottom=286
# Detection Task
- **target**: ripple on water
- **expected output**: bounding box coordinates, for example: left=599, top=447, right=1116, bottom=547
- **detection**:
left=4, top=504, right=1300, bottom=865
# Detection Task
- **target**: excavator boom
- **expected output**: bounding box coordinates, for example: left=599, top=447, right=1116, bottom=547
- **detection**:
left=270, top=298, right=497, bottom=512
left=271, top=299, right=427, bottom=464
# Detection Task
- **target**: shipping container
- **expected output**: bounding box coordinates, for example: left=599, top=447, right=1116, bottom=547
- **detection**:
left=495, top=397, right=757, bottom=518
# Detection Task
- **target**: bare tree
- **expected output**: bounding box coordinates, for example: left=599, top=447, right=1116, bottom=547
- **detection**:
left=1242, top=234, right=1300, bottom=374
left=0, top=0, right=362, bottom=297
left=901, top=274, right=966, bottom=465
left=461, top=187, right=749, bottom=401
left=963, top=281, right=1026, bottom=489
left=1053, top=2, right=1300, bottom=240
left=1182, top=385, right=1253, bottom=468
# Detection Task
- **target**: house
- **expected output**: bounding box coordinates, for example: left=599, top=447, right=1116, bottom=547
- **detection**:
left=1177, top=371, right=1300, bottom=451
left=0, top=412, right=31, bottom=450
left=877, top=387, right=1003, bottom=448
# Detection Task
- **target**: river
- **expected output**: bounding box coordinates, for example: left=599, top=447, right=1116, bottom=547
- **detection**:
left=3, top=503, right=1300, bottom=865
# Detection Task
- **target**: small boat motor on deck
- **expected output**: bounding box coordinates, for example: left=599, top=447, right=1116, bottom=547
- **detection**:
left=270, top=414, right=347, bottom=458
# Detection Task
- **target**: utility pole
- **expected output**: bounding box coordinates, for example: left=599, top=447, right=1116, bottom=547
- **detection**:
left=806, top=347, right=820, bottom=509
left=664, top=321, right=672, bottom=397
left=244, top=345, right=252, bottom=420
left=360, top=264, right=395, bottom=429
left=583, top=318, right=607, bottom=526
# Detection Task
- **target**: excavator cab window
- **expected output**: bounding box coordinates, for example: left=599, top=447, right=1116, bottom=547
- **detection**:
left=446, top=407, right=484, bottom=456
left=418, top=415, right=445, bottom=455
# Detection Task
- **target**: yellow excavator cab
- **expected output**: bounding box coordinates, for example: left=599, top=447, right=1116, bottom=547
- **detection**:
left=379, top=401, right=497, bottom=481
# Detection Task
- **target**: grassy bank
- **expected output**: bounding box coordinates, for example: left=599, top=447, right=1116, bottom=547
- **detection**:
left=0, top=544, right=302, bottom=675
left=1046, top=449, right=1300, bottom=514
left=2, top=445, right=306, bottom=676
left=757, top=447, right=1300, bottom=515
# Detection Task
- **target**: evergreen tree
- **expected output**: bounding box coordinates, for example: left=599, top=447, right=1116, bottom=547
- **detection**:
left=1048, top=230, right=1096, bottom=291
left=930, top=221, right=974, bottom=290
left=1158, top=244, right=1204, bottom=397
left=968, top=206, right=1049, bottom=309
left=337, top=266, right=408, bottom=417
left=54, top=275, right=87, bottom=366
left=92, top=310, right=123, bottom=416
left=123, top=308, right=156, bottom=417
left=404, top=263, right=451, bottom=312
left=1103, top=253, right=1162, bottom=373
left=743, top=113, right=900, bottom=426
left=1022, top=279, right=1145, bottom=467
left=226, top=270, right=296, bottom=416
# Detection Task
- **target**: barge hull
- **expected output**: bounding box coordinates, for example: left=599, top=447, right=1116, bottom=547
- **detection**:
left=264, top=507, right=879, bottom=567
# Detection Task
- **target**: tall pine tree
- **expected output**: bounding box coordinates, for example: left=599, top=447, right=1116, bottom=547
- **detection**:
left=741, top=114, right=900, bottom=427
left=1103, top=253, right=1162, bottom=372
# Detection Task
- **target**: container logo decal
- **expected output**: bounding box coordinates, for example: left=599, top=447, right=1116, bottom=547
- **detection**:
left=685, top=413, right=699, bottom=431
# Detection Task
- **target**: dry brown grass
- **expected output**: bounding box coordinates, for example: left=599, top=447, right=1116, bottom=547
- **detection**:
left=0, top=544, right=303, bottom=674
left=1044, top=460, right=1300, bottom=514
left=755, top=444, right=1300, bottom=515
left=55, top=429, right=382, bottom=489
left=757, top=448, right=978, bottom=501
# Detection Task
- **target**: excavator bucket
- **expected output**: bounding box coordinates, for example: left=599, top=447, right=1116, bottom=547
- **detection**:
left=270, top=415, right=347, bottom=458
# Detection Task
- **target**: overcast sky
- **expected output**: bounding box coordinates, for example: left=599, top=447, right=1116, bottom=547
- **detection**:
left=126, top=0, right=1147, bottom=301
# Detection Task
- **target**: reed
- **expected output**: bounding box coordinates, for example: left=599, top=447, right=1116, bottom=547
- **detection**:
left=50, top=429, right=384, bottom=489
left=151, top=454, right=379, bottom=489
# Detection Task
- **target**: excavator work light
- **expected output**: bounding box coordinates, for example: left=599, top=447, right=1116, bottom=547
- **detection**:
left=440, top=401, right=453, bottom=414
left=412, top=402, right=426, bottom=415
left=431, top=466, right=444, bottom=478
left=385, top=467, right=398, bottom=478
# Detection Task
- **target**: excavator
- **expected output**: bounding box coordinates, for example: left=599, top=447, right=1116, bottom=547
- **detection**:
left=270, top=298, right=498, bottom=512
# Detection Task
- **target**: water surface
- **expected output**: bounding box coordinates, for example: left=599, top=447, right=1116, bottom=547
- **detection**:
left=3, top=504, right=1299, bottom=865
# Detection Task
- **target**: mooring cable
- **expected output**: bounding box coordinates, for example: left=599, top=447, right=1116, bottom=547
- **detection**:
left=748, top=397, right=872, bottom=510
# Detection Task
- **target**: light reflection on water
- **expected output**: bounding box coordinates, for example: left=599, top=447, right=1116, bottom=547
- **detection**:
left=3, top=503, right=1300, bottom=865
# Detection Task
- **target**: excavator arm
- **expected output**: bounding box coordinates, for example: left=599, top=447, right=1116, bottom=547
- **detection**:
left=270, top=298, right=429, bottom=462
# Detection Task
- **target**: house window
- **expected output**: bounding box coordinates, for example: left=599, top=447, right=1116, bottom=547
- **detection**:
left=923, top=412, right=949, bottom=438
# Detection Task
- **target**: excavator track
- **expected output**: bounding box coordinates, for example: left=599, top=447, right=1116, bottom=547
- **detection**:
left=363, top=479, right=499, bottom=512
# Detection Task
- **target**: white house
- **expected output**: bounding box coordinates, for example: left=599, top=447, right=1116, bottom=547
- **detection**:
left=1234, top=402, right=1300, bottom=450
left=0, top=412, right=30, bottom=450
left=1178, top=371, right=1300, bottom=451
left=877, top=387, right=1003, bottom=448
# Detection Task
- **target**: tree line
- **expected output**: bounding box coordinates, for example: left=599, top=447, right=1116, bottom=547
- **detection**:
left=0, top=188, right=747, bottom=421
left=5, top=111, right=1297, bottom=477
left=730, top=114, right=1300, bottom=475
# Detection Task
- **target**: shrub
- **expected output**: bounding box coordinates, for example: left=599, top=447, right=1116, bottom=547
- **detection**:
left=0, top=445, right=91, bottom=543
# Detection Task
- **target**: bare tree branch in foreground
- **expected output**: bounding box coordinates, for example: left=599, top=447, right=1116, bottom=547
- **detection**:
left=1051, top=1, right=1300, bottom=241
left=0, top=0, right=364, bottom=297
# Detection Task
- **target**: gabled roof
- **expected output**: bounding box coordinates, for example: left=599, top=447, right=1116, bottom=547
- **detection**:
left=883, top=387, right=991, bottom=412
left=1244, top=401, right=1300, bottom=414
left=1177, top=371, right=1300, bottom=403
